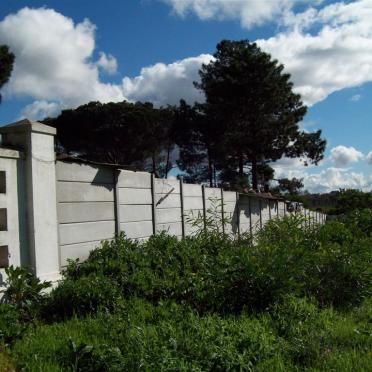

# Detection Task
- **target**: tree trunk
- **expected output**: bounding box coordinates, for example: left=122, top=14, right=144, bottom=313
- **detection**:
left=206, top=146, right=213, bottom=187
left=152, top=153, right=158, bottom=177
left=165, top=144, right=171, bottom=179
left=238, top=152, right=244, bottom=177
left=251, top=158, right=258, bottom=191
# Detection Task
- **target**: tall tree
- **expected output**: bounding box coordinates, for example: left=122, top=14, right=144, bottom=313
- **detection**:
left=0, top=45, right=15, bottom=103
left=45, top=101, right=176, bottom=174
left=277, top=177, right=304, bottom=195
left=174, top=100, right=223, bottom=186
left=196, top=40, right=326, bottom=190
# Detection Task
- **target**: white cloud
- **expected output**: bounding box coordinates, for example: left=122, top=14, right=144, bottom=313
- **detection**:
left=304, top=168, right=372, bottom=193
left=272, top=158, right=371, bottom=193
left=0, top=7, right=124, bottom=111
left=96, top=52, right=118, bottom=75
left=122, top=54, right=213, bottom=106
left=366, top=151, right=372, bottom=165
left=350, top=94, right=362, bottom=102
left=19, top=100, right=63, bottom=120
left=162, top=0, right=320, bottom=29
left=330, top=145, right=364, bottom=168
left=3, top=1, right=372, bottom=122
left=257, top=0, right=372, bottom=106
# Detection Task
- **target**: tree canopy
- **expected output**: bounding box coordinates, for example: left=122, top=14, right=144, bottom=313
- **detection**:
left=193, top=40, right=326, bottom=190
left=45, top=39, right=327, bottom=193
left=0, top=45, right=15, bottom=103
left=45, top=101, right=176, bottom=177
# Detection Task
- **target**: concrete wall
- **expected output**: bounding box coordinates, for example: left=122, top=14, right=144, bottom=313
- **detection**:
left=0, top=149, right=21, bottom=283
left=118, top=170, right=153, bottom=240
left=0, top=119, right=327, bottom=281
left=56, top=161, right=116, bottom=265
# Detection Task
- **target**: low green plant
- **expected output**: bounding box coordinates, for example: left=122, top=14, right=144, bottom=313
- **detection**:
left=185, top=196, right=232, bottom=235
left=1, top=266, right=51, bottom=321
left=0, top=304, right=25, bottom=345
left=43, top=274, right=123, bottom=321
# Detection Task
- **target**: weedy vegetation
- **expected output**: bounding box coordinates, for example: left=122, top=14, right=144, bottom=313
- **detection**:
left=0, top=211, right=371, bottom=371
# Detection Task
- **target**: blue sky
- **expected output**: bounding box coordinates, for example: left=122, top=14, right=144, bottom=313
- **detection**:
left=0, top=0, right=371, bottom=192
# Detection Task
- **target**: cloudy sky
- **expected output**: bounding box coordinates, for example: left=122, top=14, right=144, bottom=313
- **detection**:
left=0, top=0, right=371, bottom=193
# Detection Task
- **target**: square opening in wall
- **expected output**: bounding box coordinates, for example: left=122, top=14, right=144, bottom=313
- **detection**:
left=0, top=171, right=5, bottom=194
left=0, top=245, right=9, bottom=268
left=0, top=208, right=7, bottom=231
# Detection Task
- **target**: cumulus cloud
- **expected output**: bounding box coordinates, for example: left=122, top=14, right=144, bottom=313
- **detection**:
left=4, top=2, right=372, bottom=118
left=366, top=151, right=372, bottom=165
left=96, top=52, right=118, bottom=75
left=19, top=100, right=63, bottom=120
left=0, top=7, right=213, bottom=116
left=330, top=145, right=364, bottom=168
left=122, top=54, right=213, bottom=106
left=162, top=0, right=321, bottom=29
left=0, top=7, right=124, bottom=111
left=304, top=168, right=372, bottom=193
left=350, top=94, right=362, bottom=102
left=257, top=0, right=372, bottom=106
left=272, top=158, right=371, bottom=193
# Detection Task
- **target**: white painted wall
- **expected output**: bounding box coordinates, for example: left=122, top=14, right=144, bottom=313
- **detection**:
left=0, top=149, right=21, bottom=283
left=0, top=120, right=327, bottom=276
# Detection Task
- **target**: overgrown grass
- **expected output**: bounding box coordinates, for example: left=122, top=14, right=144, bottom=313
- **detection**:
left=1, top=213, right=371, bottom=371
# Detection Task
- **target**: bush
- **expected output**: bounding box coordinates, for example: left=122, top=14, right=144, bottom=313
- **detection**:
left=43, top=274, right=123, bottom=321
left=12, top=299, right=284, bottom=371
left=0, top=304, right=25, bottom=345
left=4, top=213, right=372, bottom=371
left=55, top=216, right=372, bottom=314
left=1, top=266, right=51, bottom=321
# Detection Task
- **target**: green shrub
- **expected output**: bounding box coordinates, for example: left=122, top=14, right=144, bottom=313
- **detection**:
left=55, top=216, right=371, bottom=314
left=1, top=266, right=51, bottom=321
left=6, top=213, right=372, bottom=371
left=43, top=275, right=123, bottom=321
left=0, top=304, right=25, bottom=345
left=318, top=220, right=354, bottom=245
left=345, top=208, right=372, bottom=237
left=12, top=299, right=283, bottom=371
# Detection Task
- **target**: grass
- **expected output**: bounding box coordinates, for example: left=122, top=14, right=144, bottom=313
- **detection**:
left=1, top=213, right=371, bottom=371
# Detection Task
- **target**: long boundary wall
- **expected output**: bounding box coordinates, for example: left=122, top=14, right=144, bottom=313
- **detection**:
left=0, top=119, right=327, bottom=282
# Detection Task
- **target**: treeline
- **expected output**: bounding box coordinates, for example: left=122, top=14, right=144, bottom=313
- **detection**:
left=294, top=189, right=372, bottom=214
left=46, top=40, right=326, bottom=191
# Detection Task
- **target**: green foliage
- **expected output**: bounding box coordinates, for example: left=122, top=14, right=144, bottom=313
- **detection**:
left=195, top=39, right=325, bottom=189
left=12, top=300, right=283, bottom=371
left=276, top=177, right=304, bottom=195
left=3, top=212, right=372, bottom=371
left=47, top=101, right=176, bottom=177
left=0, top=304, right=25, bottom=345
left=43, top=274, right=123, bottom=321
left=0, top=45, right=14, bottom=103
left=10, top=297, right=372, bottom=371
left=185, top=196, right=232, bottom=235
left=336, top=189, right=372, bottom=214
left=1, top=266, right=51, bottom=321
left=343, top=208, right=372, bottom=237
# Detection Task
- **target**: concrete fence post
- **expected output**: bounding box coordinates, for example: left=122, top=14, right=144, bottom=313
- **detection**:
left=249, top=197, right=253, bottom=236
left=0, top=120, right=60, bottom=282
left=236, top=192, right=241, bottom=238
left=220, top=188, right=225, bottom=235
left=151, top=173, right=157, bottom=235
left=259, top=198, right=263, bottom=229
left=113, top=169, right=121, bottom=236
left=202, top=185, right=206, bottom=231
left=179, top=177, right=185, bottom=238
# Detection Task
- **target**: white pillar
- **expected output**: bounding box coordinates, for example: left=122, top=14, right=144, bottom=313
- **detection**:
left=0, top=119, right=60, bottom=282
